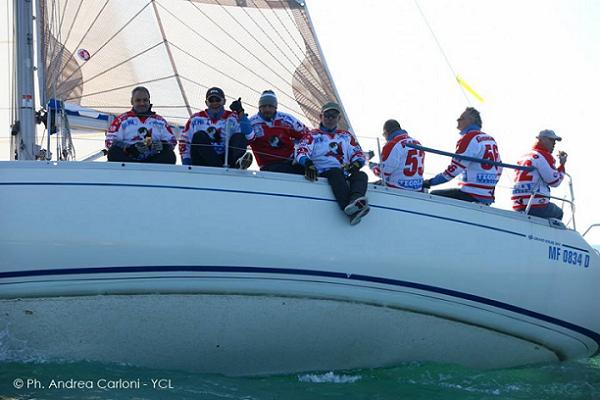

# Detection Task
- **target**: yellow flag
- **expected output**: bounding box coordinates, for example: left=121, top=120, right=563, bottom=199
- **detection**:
left=456, top=75, right=484, bottom=103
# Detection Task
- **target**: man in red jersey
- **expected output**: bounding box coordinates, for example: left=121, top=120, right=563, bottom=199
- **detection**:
left=247, top=90, right=307, bottom=174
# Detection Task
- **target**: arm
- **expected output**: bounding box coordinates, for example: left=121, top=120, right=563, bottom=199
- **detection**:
left=238, top=113, right=253, bottom=138
left=537, top=155, right=564, bottom=188
left=156, top=117, right=177, bottom=149
left=380, top=141, right=401, bottom=178
left=180, top=119, right=193, bottom=165
left=347, top=135, right=366, bottom=168
left=105, top=117, right=123, bottom=149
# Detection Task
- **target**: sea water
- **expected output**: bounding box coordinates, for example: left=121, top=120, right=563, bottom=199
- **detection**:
left=1, top=357, right=599, bottom=399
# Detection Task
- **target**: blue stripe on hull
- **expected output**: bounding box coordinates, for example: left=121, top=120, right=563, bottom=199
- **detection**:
left=1, top=264, right=599, bottom=355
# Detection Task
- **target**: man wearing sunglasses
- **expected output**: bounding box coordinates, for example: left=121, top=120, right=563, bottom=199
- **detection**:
left=179, top=87, right=252, bottom=168
left=296, top=102, right=369, bottom=225
left=247, top=90, right=307, bottom=174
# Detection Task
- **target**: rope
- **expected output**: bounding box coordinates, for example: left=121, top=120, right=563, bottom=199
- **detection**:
left=413, top=0, right=471, bottom=105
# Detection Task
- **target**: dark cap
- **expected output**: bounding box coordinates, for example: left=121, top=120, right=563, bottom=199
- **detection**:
left=321, top=101, right=341, bottom=114
left=537, top=129, right=562, bottom=141
left=206, top=87, right=225, bottom=100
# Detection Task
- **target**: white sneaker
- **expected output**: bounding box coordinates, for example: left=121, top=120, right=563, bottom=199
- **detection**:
left=344, top=196, right=368, bottom=216
left=236, top=152, right=253, bottom=169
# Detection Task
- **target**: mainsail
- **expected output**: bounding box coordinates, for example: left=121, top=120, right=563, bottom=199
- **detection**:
left=40, top=0, right=351, bottom=130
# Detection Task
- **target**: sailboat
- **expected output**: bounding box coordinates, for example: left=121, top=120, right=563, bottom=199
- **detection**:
left=1, top=0, right=599, bottom=376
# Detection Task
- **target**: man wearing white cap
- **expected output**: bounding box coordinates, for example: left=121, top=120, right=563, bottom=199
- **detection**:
left=511, top=129, right=568, bottom=220
left=247, top=90, right=307, bottom=174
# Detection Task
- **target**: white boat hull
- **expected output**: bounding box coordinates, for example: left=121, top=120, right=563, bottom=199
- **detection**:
left=1, top=161, right=599, bottom=374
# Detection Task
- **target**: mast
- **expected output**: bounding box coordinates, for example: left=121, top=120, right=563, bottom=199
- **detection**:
left=12, top=0, right=37, bottom=160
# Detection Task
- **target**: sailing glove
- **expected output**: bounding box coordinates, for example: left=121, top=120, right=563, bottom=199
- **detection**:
left=230, top=98, right=245, bottom=114
left=304, top=159, right=318, bottom=182
left=346, top=161, right=362, bottom=176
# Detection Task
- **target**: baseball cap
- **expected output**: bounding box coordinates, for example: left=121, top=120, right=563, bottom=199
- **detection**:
left=537, top=129, right=562, bottom=141
left=321, top=102, right=341, bottom=114
left=206, top=87, right=225, bottom=100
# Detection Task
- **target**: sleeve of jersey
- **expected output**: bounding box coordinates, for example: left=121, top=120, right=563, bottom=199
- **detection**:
left=239, top=114, right=252, bottom=137
left=158, top=117, right=177, bottom=147
left=441, top=137, right=470, bottom=181
left=246, top=117, right=257, bottom=142
left=381, top=142, right=401, bottom=176
left=295, top=133, right=314, bottom=164
left=291, top=117, right=309, bottom=139
left=105, top=118, right=122, bottom=149
left=536, top=156, right=564, bottom=187
left=348, top=136, right=365, bottom=166
left=179, top=119, right=192, bottom=161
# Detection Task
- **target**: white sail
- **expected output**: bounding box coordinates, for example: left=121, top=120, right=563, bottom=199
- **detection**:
left=41, top=0, right=350, bottom=129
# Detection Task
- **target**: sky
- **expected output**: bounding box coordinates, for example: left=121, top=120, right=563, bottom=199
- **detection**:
left=1, top=0, right=599, bottom=244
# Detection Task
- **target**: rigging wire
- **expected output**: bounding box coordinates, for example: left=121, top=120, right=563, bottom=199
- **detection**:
left=54, top=0, right=110, bottom=77
left=413, top=0, right=471, bottom=105
left=60, top=2, right=153, bottom=85
left=156, top=1, right=309, bottom=109
left=186, top=0, right=318, bottom=108
left=248, top=1, right=328, bottom=98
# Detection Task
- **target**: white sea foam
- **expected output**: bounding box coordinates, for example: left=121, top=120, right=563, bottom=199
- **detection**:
left=297, top=371, right=361, bottom=384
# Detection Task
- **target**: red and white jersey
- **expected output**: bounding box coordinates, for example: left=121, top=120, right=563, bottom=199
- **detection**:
left=105, top=111, right=176, bottom=149
left=380, top=131, right=425, bottom=191
left=248, top=112, right=308, bottom=168
left=179, top=110, right=240, bottom=159
left=511, top=146, right=565, bottom=210
left=442, top=130, right=502, bottom=202
left=295, top=128, right=365, bottom=173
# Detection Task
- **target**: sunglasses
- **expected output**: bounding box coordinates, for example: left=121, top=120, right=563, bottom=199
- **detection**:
left=207, top=97, right=222, bottom=103
left=323, top=111, right=339, bottom=119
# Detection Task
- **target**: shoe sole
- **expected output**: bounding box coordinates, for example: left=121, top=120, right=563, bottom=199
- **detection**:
left=344, top=196, right=368, bottom=216
left=349, top=206, right=370, bottom=226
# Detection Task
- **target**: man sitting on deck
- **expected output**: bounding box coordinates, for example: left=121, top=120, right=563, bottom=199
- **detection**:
left=296, top=102, right=369, bottom=225
left=179, top=87, right=252, bottom=168
left=511, top=129, right=568, bottom=220
left=105, top=86, right=177, bottom=164
left=247, top=90, right=307, bottom=174
left=423, top=107, right=502, bottom=204
left=372, top=119, right=425, bottom=191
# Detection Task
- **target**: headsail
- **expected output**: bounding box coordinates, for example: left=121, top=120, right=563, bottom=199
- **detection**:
left=40, top=0, right=350, bottom=130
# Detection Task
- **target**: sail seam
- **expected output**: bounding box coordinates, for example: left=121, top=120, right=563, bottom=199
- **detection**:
left=151, top=0, right=192, bottom=117
left=59, top=1, right=153, bottom=87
